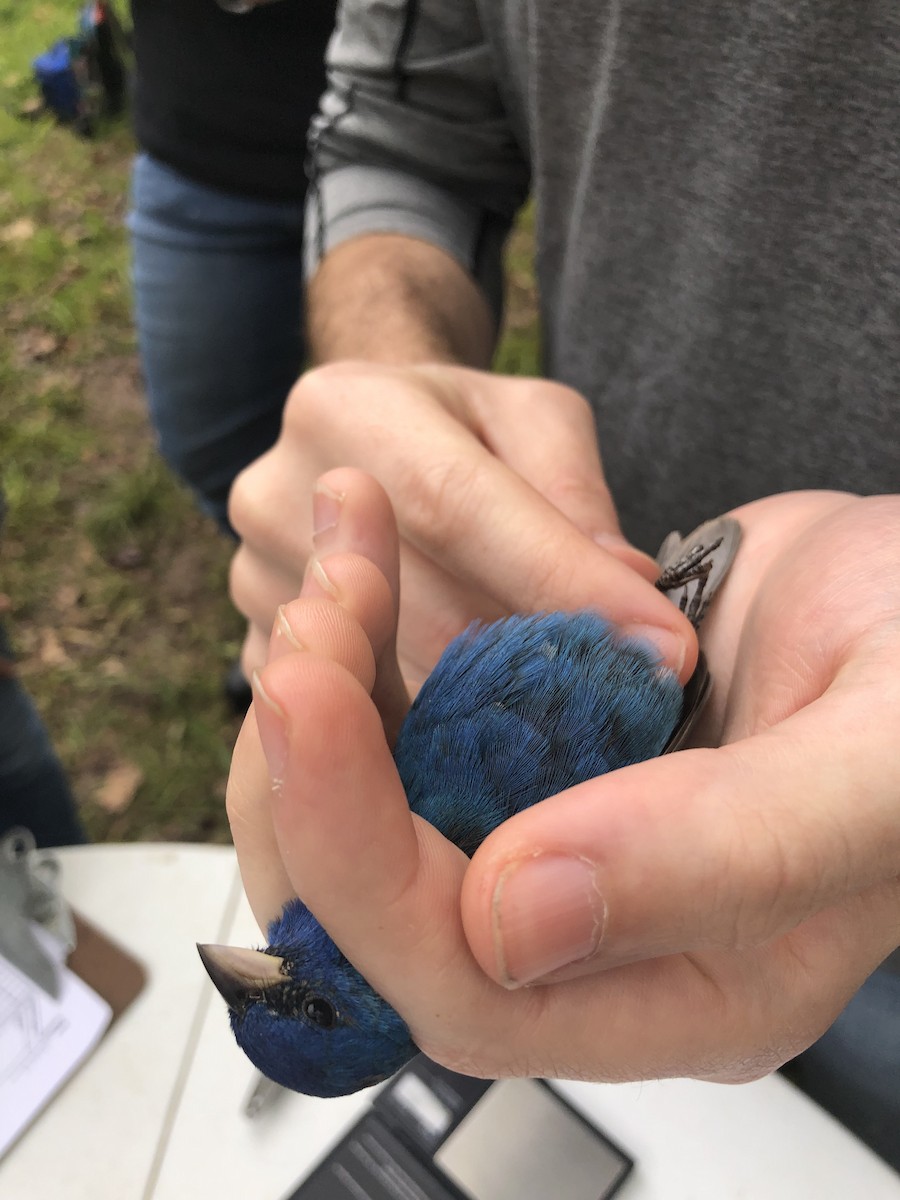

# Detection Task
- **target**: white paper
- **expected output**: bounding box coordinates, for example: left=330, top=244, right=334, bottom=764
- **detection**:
left=0, top=925, right=112, bottom=1157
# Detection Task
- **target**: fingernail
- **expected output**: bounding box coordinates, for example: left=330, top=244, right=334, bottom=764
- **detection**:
left=300, top=556, right=339, bottom=599
left=492, top=855, right=606, bottom=987
left=312, top=481, right=345, bottom=551
left=620, top=623, right=686, bottom=676
left=271, top=606, right=304, bottom=658
left=251, top=670, right=288, bottom=792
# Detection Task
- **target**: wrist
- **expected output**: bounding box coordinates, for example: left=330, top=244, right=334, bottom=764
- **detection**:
left=307, top=234, right=496, bottom=368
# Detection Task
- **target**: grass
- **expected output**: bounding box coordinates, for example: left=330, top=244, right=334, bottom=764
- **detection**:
left=0, top=0, right=539, bottom=845
left=1, top=1, right=242, bottom=841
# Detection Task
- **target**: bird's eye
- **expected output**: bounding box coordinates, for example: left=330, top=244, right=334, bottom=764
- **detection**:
left=302, top=996, right=337, bottom=1028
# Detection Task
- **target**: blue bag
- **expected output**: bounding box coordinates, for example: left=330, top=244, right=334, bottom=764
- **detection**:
left=32, top=3, right=130, bottom=135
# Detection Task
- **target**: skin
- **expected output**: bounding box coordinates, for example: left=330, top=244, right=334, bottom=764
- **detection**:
left=229, top=469, right=900, bottom=1086
left=229, top=241, right=695, bottom=697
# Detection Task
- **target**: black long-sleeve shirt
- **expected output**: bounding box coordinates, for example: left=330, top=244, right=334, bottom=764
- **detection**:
left=131, top=0, right=335, bottom=202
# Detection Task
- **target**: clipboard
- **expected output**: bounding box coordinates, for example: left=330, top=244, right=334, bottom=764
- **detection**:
left=0, top=834, right=147, bottom=1158
left=69, top=910, right=147, bottom=1021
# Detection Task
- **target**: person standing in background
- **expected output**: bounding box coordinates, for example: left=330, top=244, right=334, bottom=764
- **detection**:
left=0, top=490, right=86, bottom=849
left=127, top=0, right=336, bottom=705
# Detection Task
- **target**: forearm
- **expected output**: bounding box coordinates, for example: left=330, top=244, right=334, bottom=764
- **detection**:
left=304, top=0, right=528, bottom=369
left=307, top=234, right=496, bottom=368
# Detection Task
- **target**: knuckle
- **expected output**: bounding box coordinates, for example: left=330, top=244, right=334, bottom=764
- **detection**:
left=240, top=629, right=269, bottom=680
left=513, top=376, right=591, bottom=418
left=228, top=547, right=286, bottom=633
left=283, top=361, right=384, bottom=434
left=282, top=368, right=329, bottom=437
left=228, top=548, right=251, bottom=617
left=227, top=449, right=286, bottom=543
left=226, top=461, right=255, bottom=537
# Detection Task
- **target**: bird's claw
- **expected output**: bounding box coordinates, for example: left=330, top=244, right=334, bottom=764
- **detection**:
left=655, top=516, right=742, bottom=629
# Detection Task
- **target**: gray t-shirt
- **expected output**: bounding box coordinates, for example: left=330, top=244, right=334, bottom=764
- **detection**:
left=307, top=0, right=898, bottom=552
left=306, top=4, right=899, bottom=1167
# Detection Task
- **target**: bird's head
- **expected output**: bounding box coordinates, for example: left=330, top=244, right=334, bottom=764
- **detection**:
left=198, top=898, right=416, bottom=1098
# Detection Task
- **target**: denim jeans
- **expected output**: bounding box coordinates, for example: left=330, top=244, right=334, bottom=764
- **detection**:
left=0, top=621, right=85, bottom=849
left=784, top=952, right=900, bottom=1171
left=128, top=153, right=306, bottom=533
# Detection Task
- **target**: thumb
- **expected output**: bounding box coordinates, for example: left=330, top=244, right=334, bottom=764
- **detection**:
left=461, top=681, right=900, bottom=988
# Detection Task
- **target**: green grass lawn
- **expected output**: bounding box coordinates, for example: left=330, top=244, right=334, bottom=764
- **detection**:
left=2, top=2, right=249, bottom=841
left=0, top=1, right=538, bottom=844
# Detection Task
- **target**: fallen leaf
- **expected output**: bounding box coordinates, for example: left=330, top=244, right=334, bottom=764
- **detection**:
left=110, top=544, right=145, bottom=569
left=13, top=329, right=62, bottom=364
left=54, top=583, right=82, bottom=611
left=37, top=368, right=81, bottom=396
left=64, top=627, right=100, bottom=648
left=18, top=97, right=44, bottom=120
left=95, top=762, right=144, bottom=813
left=2, top=217, right=36, bottom=243
left=39, top=628, right=71, bottom=666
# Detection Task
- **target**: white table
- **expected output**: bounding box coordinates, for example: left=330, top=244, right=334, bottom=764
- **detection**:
left=2, top=844, right=898, bottom=1198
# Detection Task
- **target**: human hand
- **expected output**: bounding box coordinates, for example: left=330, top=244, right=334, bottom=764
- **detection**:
left=228, top=477, right=900, bottom=1086
left=228, top=363, right=694, bottom=693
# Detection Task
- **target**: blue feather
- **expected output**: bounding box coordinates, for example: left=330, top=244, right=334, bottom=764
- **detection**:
left=396, top=612, right=681, bottom=852
left=223, top=610, right=683, bottom=1097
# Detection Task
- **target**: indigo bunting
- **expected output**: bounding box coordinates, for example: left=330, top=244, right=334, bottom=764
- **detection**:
left=199, top=517, right=740, bottom=1098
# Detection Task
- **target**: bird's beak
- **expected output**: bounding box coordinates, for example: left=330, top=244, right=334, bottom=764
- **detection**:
left=197, top=943, right=286, bottom=1013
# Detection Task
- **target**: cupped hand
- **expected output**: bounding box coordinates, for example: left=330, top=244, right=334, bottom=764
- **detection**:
left=227, top=363, right=693, bottom=692
left=228, top=474, right=900, bottom=1085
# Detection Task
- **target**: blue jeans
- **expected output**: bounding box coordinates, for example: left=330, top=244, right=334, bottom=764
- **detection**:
left=784, top=953, right=900, bottom=1171
left=128, top=153, right=306, bottom=533
left=0, top=621, right=85, bottom=849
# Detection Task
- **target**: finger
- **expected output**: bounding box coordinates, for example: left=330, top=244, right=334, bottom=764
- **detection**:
left=232, top=503, right=505, bottom=692
left=240, top=622, right=271, bottom=680
left=462, top=674, right=900, bottom=988
left=252, top=650, right=517, bottom=1069
left=399, top=455, right=681, bottom=655
left=249, top=648, right=893, bottom=1084
left=231, top=545, right=301, bottom=647
left=228, top=586, right=381, bottom=930
left=229, top=470, right=409, bottom=927
left=294, top=552, right=410, bottom=745
left=231, top=460, right=460, bottom=691
left=455, top=371, right=658, bottom=581
left=230, top=463, right=406, bottom=636
left=270, top=365, right=695, bottom=678
left=229, top=439, right=311, bottom=568
left=306, top=470, right=411, bottom=739
left=396, top=546, right=508, bottom=692
left=226, top=710, right=294, bottom=928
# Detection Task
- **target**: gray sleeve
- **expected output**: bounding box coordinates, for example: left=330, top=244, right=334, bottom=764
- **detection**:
left=305, top=0, right=531, bottom=317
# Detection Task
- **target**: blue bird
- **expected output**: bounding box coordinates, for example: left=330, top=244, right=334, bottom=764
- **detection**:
left=198, top=518, right=740, bottom=1098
